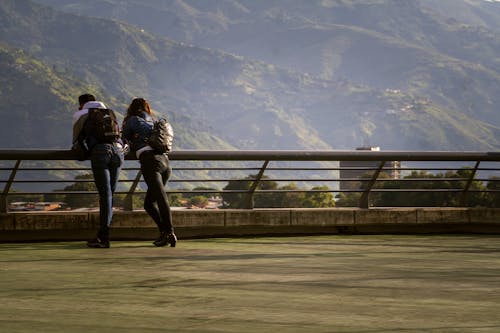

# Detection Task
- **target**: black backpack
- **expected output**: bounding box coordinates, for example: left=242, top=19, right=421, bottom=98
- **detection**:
left=85, top=108, right=120, bottom=143
left=147, top=118, right=174, bottom=153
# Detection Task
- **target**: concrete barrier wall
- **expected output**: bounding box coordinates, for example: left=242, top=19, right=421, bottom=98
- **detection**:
left=1, top=207, right=500, bottom=242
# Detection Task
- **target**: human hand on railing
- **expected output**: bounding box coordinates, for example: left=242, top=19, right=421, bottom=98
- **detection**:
left=122, top=143, right=130, bottom=155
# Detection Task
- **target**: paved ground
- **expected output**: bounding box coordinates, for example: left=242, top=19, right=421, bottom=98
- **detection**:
left=1, top=235, right=500, bottom=332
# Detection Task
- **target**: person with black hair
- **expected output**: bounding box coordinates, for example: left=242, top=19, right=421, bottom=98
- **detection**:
left=122, top=97, right=177, bottom=247
left=73, top=93, right=124, bottom=248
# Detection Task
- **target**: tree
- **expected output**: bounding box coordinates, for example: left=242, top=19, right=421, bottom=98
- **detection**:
left=168, top=193, right=184, bottom=207
left=336, top=192, right=362, bottom=207
left=60, top=173, right=98, bottom=209
left=184, top=187, right=219, bottom=199
left=223, top=175, right=336, bottom=208
left=189, top=195, right=209, bottom=208
left=453, top=168, right=488, bottom=207
left=336, top=171, right=389, bottom=207
left=487, top=177, right=500, bottom=208
left=371, top=168, right=488, bottom=207
left=254, top=178, right=279, bottom=207
left=255, top=183, right=304, bottom=208
left=222, top=176, right=253, bottom=208
left=302, top=186, right=335, bottom=208
left=222, top=175, right=278, bottom=208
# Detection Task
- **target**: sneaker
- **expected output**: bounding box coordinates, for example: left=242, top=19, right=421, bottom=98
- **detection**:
left=87, top=238, right=110, bottom=248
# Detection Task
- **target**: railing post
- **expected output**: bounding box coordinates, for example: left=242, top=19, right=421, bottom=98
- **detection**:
left=0, top=195, right=5, bottom=213
left=123, top=170, right=142, bottom=211
left=1, top=160, right=21, bottom=213
left=459, top=161, right=480, bottom=206
left=243, top=160, right=269, bottom=209
left=359, top=161, right=385, bottom=209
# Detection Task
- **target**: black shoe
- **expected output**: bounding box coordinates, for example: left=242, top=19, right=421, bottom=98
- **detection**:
left=87, top=238, right=110, bottom=248
left=153, top=232, right=177, bottom=247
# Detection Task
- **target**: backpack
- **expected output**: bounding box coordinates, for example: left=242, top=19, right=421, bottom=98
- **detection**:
left=85, top=108, right=120, bottom=143
left=147, top=118, right=174, bottom=153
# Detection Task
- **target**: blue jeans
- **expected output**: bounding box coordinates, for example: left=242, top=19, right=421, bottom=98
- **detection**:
left=90, top=143, right=124, bottom=240
left=139, top=151, right=173, bottom=233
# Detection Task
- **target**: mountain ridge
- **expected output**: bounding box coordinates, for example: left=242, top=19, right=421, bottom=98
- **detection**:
left=1, top=0, right=499, bottom=151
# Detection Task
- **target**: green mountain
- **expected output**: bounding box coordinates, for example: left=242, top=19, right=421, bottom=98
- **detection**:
left=0, top=43, right=84, bottom=148
left=1, top=0, right=499, bottom=152
left=34, top=0, right=500, bottom=129
left=0, top=0, right=233, bottom=150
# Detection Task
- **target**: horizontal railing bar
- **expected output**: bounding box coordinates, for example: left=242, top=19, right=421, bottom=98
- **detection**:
left=171, top=167, right=262, bottom=171
left=0, top=168, right=92, bottom=171
left=1, top=180, right=138, bottom=183
left=0, top=177, right=495, bottom=183
left=6, top=167, right=492, bottom=172
left=5, top=190, right=258, bottom=195
left=3, top=164, right=496, bottom=170
left=1, top=175, right=491, bottom=182
left=168, top=178, right=484, bottom=182
left=0, top=165, right=489, bottom=170
left=397, top=168, right=498, bottom=171
left=6, top=188, right=500, bottom=195
left=10, top=191, right=500, bottom=197
left=0, top=175, right=497, bottom=184
left=200, top=166, right=444, bottom=172
left=1, top=149, right=499, bottom=162
left=167, top=150, right=500, bottom=161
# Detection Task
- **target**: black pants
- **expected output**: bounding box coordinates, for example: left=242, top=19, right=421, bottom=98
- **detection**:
left=139, top=151, right=173, bottom=233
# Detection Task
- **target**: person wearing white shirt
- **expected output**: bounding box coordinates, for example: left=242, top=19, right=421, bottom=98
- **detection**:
left=73, top=93, right=124, bottom=248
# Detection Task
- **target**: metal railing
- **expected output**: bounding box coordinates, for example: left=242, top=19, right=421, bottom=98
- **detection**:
left=1, top=149, right=499, bottom=212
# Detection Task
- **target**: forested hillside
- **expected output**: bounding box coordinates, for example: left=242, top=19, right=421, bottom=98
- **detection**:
left=1, top=0, right=499, bottom=150
left=0, top=43, right=83, bottom=147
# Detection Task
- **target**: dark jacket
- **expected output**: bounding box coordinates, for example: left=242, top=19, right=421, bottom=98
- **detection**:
left=122, top=111, right=154, bottom=154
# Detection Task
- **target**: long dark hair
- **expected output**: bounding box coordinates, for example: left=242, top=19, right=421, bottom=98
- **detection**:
left=124, top=97, right=152, bottom=122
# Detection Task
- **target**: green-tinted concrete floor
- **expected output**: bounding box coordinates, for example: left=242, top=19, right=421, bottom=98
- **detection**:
left=1, top=235, right=500, bottom=332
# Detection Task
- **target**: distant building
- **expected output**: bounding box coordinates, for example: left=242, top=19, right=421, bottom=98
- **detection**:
left=340, top=146, right=401, bottom=190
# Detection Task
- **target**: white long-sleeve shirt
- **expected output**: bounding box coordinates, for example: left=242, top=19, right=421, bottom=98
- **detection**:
left=72, top=101, right=107, bottom=124
left=72, top=101, right=107, bottom=142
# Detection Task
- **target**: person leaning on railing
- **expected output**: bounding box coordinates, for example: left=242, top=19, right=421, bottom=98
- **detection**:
left=72, top=93, right=124, bottom=248
left=122, top=97, right=177, bottom=248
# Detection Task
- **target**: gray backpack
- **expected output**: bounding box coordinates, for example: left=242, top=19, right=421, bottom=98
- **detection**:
left=147, top=118, right=174, bottom=153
